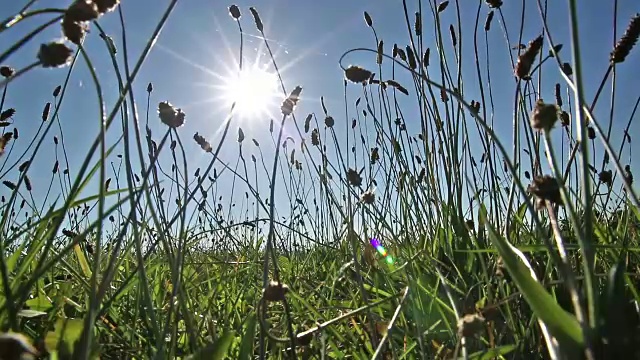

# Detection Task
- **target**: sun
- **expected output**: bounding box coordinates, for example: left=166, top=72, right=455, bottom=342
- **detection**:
left=220, top=65, right=280, bottom=120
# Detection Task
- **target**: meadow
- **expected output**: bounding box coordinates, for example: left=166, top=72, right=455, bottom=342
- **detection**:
left=0, top=0, right=639, bottom=359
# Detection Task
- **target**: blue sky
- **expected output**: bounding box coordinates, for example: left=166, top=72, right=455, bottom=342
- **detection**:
left=0, top=0, right=638, bottom=235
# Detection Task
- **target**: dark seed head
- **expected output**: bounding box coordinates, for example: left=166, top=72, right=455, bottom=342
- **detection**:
left=237, top=127, right=245, bottom=143
left=598, top=170, right=613, bottom=187
left=62, top=16, right=87, bottom=45
left=485, top=0, right=503, bottom=8
left=249, top=7, right=263, bottom=32
left=65, top=0, right=100, bottom=22
left=53, top=85, right=62, bottom=97
left=555, top=83, right=562, bottom=107
left=611, top=13, right=640, bottom=64
left=324, top=116, right=334, bottom=128
left=229, top=4, right=241, bottom=19
left=263, top=281, right=289, bottom=302
left=0, top=108, right=15, bottom=122
left=24, top=176, right=32, bottom=191
left=347, top=168, right=362, bottom=187
left=311, top=129, right=320, bottom=146
left=528, top=175, right=563, bottom=207
left=194, top=132, right=212, bottom=152
left=457, top=314, right=486, bottom=337
left=38, top=42, right=73, bottom=68
left=0, top=66, right=15, bottom=78
left=95, top=0, right=120, bottom=13
left=3, top=181, right=16, bottom=190
left=42, top=102, right=51, bottom=121
left=364, top=11, right=373, bottom=27
left=344, top=66, right=372, bottom=84
left=280, top=86, right=302, bottom=116
left=361, top=190, right=375, bottom=204
left=18, top=161, right=29, bottom=172
left=437, top=1, right=449, bottom=13
left=560, top=111, right=570, bottom=126
left=406, top=46, right=417, bottom=69
left=530, top=100, right=558, bottom=132
left=485, top=11, right=494, bottom=32
left=587, top=126, right=595, bottom=140
left=515, top=35, right=543, bottom=79
left=158, top=102, right=185, bottom=128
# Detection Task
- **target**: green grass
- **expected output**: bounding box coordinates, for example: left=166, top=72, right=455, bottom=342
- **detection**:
left=0, top=0, right=639, bottom=359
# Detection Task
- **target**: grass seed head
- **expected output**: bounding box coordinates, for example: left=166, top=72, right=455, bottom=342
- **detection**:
left=237, top=127, right=245, bottom=143
left=406, top=46, right=417, bottom=69
left=344, top=66, right=372, bottom=84
left=611, top=13, right=640, bottom=63
left=66, top=0, right=100, bottom=22
left=24, top=176, right=32, bottom=192
left=347, top=168, right=363, bottom=187
left=560, top=111, right=570, bottom=126
left=587, top=126, right=596, bottom=140
left=229, top=4, right=241, bottom=20
left=530, top=99, right=558, bottom=132
left=485, top=0, right=502, bottom=8
left=515, top=35, right=543, bottom=79
left=423, top=48, right=430, bottom=67
left=555, top=83, right=562, bottom=107
left=158, top=102, right=185, bottom=128
left=249, top=7, right=263, bottom=32
left=311, top=129, right=320, bottom=146
left=263, top=281, right=289, bottom=302
left=281, top=86, right=303, bottom=116
left=449, top=25, right=457, bottom=47
left=324, top=116, right=335, bottom=128
left=528, top=175, right=563, bottom=207
left=42, top=102, right=51, bottom=121
left=0, top=66, right=14, bottom=78
left=625, top=165, right=634, bottom=186
left=485, top=11, right=494, bottom=31
left=360, top=189, right=375, bottom=204
left=370, top=147, right=379, bottom=164
left=0, top=133, right=13, bottom=157
left=38, top=42, right=73, bottom=68
left=62, top=15, right=87, bottom=45
left=194, top=132, right=212, bottom=153
left=599, top=170, right=613, bottom=187
left=95, top=0, right=120, bottom=14
left=1, top=108, right=15, bottom=122
left=3, top=181, right=16, bottom=190
left=53, top=85, right=62, bottom=97
left=364, top=11, right=372, bottom=27
left=457, top=314, right=485, bottom=337
left=437, top=1, right=449, bottom=13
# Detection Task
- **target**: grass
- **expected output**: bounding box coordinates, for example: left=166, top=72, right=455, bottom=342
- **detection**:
left=0, top=0, right=639, bottom=359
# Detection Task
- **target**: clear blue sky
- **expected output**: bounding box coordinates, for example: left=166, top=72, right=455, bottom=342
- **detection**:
left=0, top=0, right=638, bottom=231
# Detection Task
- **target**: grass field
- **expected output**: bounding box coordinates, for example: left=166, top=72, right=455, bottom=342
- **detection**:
left=0, top=0, right=639, bottom=359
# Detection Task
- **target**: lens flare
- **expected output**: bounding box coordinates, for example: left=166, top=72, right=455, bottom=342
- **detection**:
left=369, top=238, right=394, bottom=265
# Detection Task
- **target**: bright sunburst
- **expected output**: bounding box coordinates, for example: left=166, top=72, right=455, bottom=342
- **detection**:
left=220, top=65, right=279, bottom=120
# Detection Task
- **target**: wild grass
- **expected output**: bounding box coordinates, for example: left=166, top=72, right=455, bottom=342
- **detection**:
left=0, top=0, right=639, bottom=359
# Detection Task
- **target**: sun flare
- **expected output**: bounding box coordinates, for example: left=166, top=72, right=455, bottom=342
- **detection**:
left=221, top=65, right=279, bottom=119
